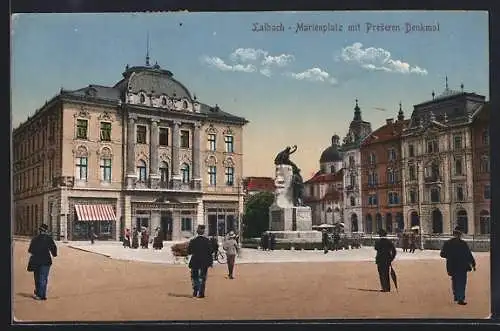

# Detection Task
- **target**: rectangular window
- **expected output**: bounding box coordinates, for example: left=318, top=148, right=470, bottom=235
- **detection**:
left=208, top=166, right=217, bottom=186
left=100, top=158, right=112, bottom=182
left=136, top=125, right=147, bottom=144
left=100, top=122, right=112, bottom=141
left=455, top=158, right=463, bottom=176
left=181, top=217, right=193, bottom=232
left=409, top=190, right=417, bottom=204
left=180, top=130, right=190, bottom=148
left=159, top=127, right=169, bottom=146
left=48, top=159, right=54, bottom=182
left=484, top=185, right=491, bottom=200
left=453, top=135, right=463, bottom=150
left=76, top=119, right=88, bottom=140
left=208, top=134, right=216, bottom=151
left=426, top=140, right=439, bottom=153
left=225, top=166, right=234, bottom=186
left=409, top=165, right=416, bottom=181
left=482, top=129, right=489, bottom=146
left=224, top=135, right=234, bottom=153
left=76, top=157, right=88, bottom=181
left=388, top=148, right=396, bottom=161
left=456, top=186, right=464, bottom=201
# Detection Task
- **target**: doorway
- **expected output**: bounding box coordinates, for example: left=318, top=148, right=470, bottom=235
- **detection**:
left=161, top=211, right=173, bottom=241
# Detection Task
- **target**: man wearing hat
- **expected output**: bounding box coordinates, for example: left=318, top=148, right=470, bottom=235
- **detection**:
left=27, top=224, right=58, bottom=301
left=187, top=224, right=214, bottom=298
left=440, top=226, right=476, bottom=305
left=374, top=229, right=397, bottom=292
left=223, top=231, right=240, bottom=279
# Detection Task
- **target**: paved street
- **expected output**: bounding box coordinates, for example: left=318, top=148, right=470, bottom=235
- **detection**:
left=13, top=240, right=490, bottom=322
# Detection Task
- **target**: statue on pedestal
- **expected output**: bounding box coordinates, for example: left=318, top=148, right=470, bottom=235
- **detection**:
left=274, top=145, right=304, bottom=207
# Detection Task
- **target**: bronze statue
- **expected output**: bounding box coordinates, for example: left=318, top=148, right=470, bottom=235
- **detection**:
left=274, top=145, right=304, bottom=206
left=274, top=145, right=297, bottom=166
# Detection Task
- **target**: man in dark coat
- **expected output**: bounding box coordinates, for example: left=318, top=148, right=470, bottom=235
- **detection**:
left=321, top=229, right=329, bottom=254
left=28, top=224, right=57, bottom=301
left=187, top=225, right=214, bottom=298
left=374, top=229, right=396, bottom=292
left=440, top=226, right=476, bottom=305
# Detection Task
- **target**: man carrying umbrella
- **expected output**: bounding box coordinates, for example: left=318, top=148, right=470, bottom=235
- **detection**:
left=374, top=229, right=397, bottom=292
left=440, top=226, right=476, bottom=305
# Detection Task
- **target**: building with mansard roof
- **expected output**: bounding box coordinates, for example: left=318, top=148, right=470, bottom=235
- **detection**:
left=13, top=59, right=248, bottom=241
left=400, top=81, right=488, bottom=235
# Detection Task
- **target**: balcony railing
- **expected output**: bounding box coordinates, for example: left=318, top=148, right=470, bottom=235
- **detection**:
left=424, top=175, right=442, bottom=183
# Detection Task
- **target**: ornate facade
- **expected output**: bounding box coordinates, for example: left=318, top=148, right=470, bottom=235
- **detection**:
left=341, top=100, right=372, bottom=233
left=401, top=85, right=487, bottom=235
left=13, top=62, right=247, bottom=241
left=360, top=104, right=409, bottom=234
left=303, top=134, right=344, bottom=226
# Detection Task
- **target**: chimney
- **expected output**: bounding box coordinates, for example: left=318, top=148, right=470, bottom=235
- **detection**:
left=386, top=118, right=394, bottom=125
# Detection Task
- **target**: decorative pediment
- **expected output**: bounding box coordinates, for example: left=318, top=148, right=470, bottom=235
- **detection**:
left=223, top=157, right=235, bottom=167
left=160, top=153, right=170, bottom=162
left=205, top=155, right=217, bottom=166
left=223, top=126, right=234, bottom=136
left=205, top=124, right=218, bottom=134
left=98, top=146, right=112, bottom=157
left=73, top=145, right=89, bottom=157
left=180, top=153, right=191, bottom=164
left=98, top=111, right=113, bottom=122
left=74, top=106, right=91, bottom=119
left=136, top=150, right=149, bottom=161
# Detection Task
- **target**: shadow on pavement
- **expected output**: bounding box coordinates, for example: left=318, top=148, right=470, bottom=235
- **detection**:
left=347, top=288, right=382, bottom=292
left=167, top=293, right=193, bottom=298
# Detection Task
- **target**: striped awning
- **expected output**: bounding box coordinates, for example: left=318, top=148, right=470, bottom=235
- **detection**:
left=75, top=204, right=116, bottom=222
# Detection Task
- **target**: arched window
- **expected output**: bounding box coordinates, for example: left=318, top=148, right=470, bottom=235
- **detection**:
left=330, top=165, right=336, bottom=173
left=183, top=100, right=189, bottom=109
left=375, top=213, right=382, bottom=232
left=350, top=196, right=355, bottom=206
left=137, top=160, right=147, bottom=182
left=479, top=210, right=490, bottom=234
left=430, top=187, right=440, bottom=203
left=410, top=211, right=419, bottom=227
left=159, top=162, right=169, bottom=183
left=351, top=214, right=359, bottom=232
left=369, top=153, right=376, bottom=165
left=161, top=96, right=167, bottom=106
left=480, top=156, right=490, bottom=173
left=181, top=163, right=190, bottom=183
left=139, top=93, right=146, bottom=104
left=432, top=209, right=443, bottom=234
left=365, top=214, right=373, bottom=234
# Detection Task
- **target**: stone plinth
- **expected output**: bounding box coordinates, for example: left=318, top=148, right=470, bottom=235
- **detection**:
left=267, top=230, right=322, bottom=242
left=269, top=205, right=312, bottom=231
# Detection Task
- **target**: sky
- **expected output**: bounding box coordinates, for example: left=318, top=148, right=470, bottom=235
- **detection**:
left=11, top=11, right=489, bottom=179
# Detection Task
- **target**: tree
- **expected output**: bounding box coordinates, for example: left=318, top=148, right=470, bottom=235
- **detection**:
left=242, top=191, right=274, bottom=238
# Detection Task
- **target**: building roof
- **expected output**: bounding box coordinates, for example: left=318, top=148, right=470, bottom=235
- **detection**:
left=58, top=63, right=248, bottom=124
left=305, top=168, right=344, bottom=184
left=303, top=186, right=342, bottom=203
left=320, top=135, right=343, bottom=163
left=361, top=119, right=410, bottom=147
left=243, top=177, right=275, bottom=192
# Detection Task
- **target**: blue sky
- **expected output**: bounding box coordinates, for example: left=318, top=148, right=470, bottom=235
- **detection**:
left=11, top=12, right=489, bottom=178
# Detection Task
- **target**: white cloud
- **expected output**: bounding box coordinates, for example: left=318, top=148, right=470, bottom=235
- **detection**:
left=340, top=42, right=428, bottom=75
left=230, top=48, right=268, bottom=62
left=260, top=68, right=272, bottom=77
left=261, top=54, right=295, bottom=67
left=287, top=67, right=338, bottom=84
left=203, top=48, right=294, bottom=77
left=201, top=56, right=256, bottom=73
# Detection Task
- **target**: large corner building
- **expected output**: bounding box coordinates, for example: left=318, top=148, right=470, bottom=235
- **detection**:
left=13, top=61, right=248, bottom=241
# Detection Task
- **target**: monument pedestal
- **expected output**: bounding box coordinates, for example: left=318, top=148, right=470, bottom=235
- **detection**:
left=267, top=162, right=321, bottom=243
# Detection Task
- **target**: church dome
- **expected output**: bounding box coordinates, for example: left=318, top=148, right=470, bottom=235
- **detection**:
left=320, top=135, right=343, bottom=163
